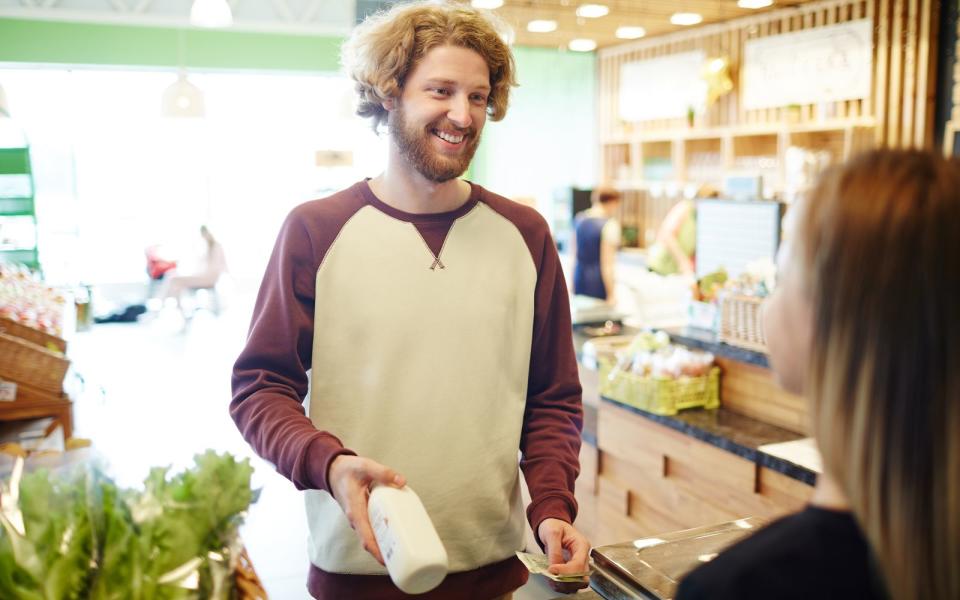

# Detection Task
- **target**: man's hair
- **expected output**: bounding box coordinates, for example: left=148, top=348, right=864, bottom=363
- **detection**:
left=798, top=150, right=960, bottom=600
left=341, top=0, right=518, bottom=131
left=592, top=187, right=621, bottom=205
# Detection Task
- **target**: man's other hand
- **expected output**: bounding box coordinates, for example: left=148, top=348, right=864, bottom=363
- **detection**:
left=328, top=455, right=406, bottom=565
left=538, top=518, right=591, bottom=593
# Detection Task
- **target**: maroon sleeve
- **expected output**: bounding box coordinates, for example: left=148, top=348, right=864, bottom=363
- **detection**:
left=230, top=199, right=358, bottom=492
left=481, top=190, right=584, bottom=543
left=520, top=225, right=584, bottom=541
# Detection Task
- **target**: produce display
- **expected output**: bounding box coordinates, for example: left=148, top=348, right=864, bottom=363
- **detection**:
left=0, top=264, right=66, bottom=336
left=0, top=451, right=258, bottom=599
left=612, top=330, right=716, bottom=380
left=601, top=331, right=720, bottom=416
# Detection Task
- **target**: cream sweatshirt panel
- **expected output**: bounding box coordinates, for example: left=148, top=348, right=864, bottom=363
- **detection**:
left=305, top=203, right=537, bottom=574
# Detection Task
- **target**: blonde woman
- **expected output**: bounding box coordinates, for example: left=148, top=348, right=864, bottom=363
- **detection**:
left=677, top=149, right=960, bottom=599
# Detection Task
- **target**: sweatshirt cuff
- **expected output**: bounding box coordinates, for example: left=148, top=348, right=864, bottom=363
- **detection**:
left=306, top=435, right=357, bottom=492
left=527, top=495, right=578, bottom=549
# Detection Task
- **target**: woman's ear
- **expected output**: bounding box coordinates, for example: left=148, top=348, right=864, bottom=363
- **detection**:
left=382, top=98, right=396, bottom=111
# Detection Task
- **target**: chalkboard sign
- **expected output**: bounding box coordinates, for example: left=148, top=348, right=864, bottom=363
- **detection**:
left=696, top=200, right=782, bottom=279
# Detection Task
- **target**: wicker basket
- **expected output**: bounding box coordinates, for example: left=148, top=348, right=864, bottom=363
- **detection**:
left=719, top=294, right=768, bottom=353
left=0, top=317, right=67, bottom=353
left=236, top=547, right=269, bottom=599
left=603, top=362, right=720, bottom=416
left=0, top=332, right=70, bottom=394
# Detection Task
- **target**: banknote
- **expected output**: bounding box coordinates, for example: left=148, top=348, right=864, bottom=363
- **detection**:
left=515, top=551, right=591, bottom=582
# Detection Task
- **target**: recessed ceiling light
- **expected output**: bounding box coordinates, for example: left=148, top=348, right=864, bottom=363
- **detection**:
left=576, top=4, right=609, bottom=18
left=616, top=26, right=647, bottom=39
left=568, top=38, right=598, bottom=52
left=471, top=0, right=504, bottom=9
left=527, top=19, right=559, bottom=33
left=737, top=0, right=774, bottom=7
left=670, top=12, right=703, bottom=26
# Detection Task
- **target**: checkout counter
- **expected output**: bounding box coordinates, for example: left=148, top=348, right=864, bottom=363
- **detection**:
left=566, top=324, right=818, bottom=600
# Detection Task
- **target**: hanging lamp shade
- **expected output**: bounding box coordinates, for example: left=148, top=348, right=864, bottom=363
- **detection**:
left=190, top=0, right=233, bottom=28
left=161, top=72, right=205, bottom=118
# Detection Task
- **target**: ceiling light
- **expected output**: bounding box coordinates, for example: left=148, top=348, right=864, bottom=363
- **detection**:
left=737, top=0, right=774, bottom=7
left=568, top=38, right=598, bottom=52
left=670, top=12, right=703, bottom=26
left=527, top=19, right=558, bottom=33
left=576, top=4, right=609, bottom=18
left=190, top=0, right=233, bottom=28
left=471, top=0, right=504, bottom=8
left=161, top=72, right=205, bottom=118
left=616, top=26, right=646, bottom=39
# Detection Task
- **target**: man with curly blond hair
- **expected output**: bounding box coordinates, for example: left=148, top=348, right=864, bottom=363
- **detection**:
left=231, top=2, right=589, bottom=598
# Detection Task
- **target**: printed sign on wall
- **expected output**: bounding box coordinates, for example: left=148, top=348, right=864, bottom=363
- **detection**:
left=742, top=19, right=873, bottom=109
left=619, top=51, right=707, bottom=121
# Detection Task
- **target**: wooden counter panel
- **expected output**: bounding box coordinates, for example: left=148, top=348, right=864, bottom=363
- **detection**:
left=716, top=356, right=809, bottom=435
left=599, top=401, right=756, bottom=496
left=596, top=401, right=814, bottom=538
left=757, top=466, right=814, bottom=511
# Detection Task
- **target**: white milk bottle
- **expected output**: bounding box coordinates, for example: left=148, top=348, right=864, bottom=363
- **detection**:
left=368, top=484, right=449, bottom=594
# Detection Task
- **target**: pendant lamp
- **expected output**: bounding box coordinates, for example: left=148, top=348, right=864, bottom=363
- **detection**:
left=161, top=71, right=206, bottom=118
left=190, top=0, right=233, bottom=28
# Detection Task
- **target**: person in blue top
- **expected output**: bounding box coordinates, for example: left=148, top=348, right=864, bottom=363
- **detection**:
left=572, top=187, right=621, bottom=304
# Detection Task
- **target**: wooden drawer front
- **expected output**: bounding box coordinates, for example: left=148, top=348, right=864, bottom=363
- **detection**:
left=599, top=402, right=756, bottom=497
left=596, top=402, right=814, bottom=539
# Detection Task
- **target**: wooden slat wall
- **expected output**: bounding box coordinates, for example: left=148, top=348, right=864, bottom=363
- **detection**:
left=598, top=0, right=939, bottom=150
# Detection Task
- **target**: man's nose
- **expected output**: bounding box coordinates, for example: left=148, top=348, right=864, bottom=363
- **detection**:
left=447, top=94, right=472, bottom=129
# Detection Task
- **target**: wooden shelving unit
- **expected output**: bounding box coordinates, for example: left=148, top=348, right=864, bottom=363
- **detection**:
left=598, top=0, right=939, bottom=246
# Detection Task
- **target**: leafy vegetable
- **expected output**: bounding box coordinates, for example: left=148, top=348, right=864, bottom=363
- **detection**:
left=0, top=451, right=256, bottom=599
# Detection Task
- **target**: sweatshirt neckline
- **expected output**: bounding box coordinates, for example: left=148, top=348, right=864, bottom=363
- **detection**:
left=357, top=179, right=480, bottom=223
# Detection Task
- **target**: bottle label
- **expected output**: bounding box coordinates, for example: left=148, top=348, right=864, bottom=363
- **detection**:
left=370, top=503, right=397, bottom=562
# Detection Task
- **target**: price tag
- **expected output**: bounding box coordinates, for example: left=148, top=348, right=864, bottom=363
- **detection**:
left=0, top=381, right=17, bottom=402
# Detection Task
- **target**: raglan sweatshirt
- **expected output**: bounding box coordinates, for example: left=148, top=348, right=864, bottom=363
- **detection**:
left=231, top=180, right=583, bottom=600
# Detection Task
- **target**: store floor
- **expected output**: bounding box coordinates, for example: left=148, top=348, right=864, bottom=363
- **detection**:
left=68, top=291, right=592, bottom=599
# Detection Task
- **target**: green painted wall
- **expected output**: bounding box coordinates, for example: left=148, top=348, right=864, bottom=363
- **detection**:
left=471, top=45, right=596, bottom=203
left=0, top=18, right=343, bottom=71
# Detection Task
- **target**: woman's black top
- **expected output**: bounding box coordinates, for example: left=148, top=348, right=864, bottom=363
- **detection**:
left=677, top=506, right=888, bottom=600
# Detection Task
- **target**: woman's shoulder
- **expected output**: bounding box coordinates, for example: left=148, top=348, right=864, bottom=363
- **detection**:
left=677, top=507, right=885, bottom=600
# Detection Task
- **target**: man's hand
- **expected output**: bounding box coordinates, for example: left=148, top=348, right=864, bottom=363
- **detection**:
left=328, top=455, right=406, bottom=565
left=538, top=518, right=591, bottom=593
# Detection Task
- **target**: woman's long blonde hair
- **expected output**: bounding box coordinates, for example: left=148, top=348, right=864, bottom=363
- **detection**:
left=341, top=0, right=517, bottom=131
left=798, top=150, right=960, bottom=599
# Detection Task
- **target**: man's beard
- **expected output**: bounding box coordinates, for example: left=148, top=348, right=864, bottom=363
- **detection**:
left=390, top=105, right=481, bottom=183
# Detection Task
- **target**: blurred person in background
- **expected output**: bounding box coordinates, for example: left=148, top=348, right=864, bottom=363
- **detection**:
left=572, top=187, right=621, bottom=305
left=158, top=225, right=227, bottom=317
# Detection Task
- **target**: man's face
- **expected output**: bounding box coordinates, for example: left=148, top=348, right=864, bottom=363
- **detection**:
left=388, top=45, right=491, bottom=183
